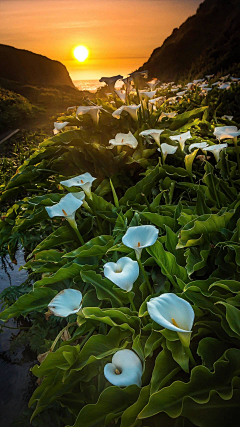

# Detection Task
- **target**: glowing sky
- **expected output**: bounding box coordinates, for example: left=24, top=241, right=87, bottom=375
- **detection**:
left=0, top=0, right=202, bottom=81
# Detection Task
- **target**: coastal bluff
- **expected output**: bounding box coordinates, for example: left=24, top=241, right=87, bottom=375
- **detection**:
left=0, top=44, right=74, bottom=87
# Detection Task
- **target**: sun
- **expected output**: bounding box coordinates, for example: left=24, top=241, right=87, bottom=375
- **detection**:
left=73, top=46, right=89, bottom=62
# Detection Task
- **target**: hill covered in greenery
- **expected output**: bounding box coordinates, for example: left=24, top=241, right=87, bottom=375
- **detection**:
left=139, top=0, right=240, bottom=81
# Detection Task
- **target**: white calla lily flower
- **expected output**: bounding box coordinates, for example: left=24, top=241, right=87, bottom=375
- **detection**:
left=122, top=225, right=159, bottom=259
left=158, top=112, right=177, bottom=121
left=48, top=289, right=82, bottom=317
left=109, top=132, right=138, bottom=149
left=193, top=79, right=205, bottom=84
left=60, top=172, right=96, bottom=198
left=112, top=105, right=141, bottom=121
left=221, top=115, right=233, bottom=121
left=158, top=143, right=178, bottom=161
left=170, top=131, right=192, bottom=151
left=67, top=106, right=77, bottom=112
left=104, top=349, right=142, bottom=387
left=206, top=74, right=214, bottom=80
left=188, top=141, right=209, bottom=152
left=139, top=90, right=156, bottom=101
left=103, top=257, right=139, bottom=292
left=148, top=96, right=166, bottom=108
left=45, top=193, right=83, bottom=222
left=76, top=106, right=102, bottom=124
left=130, top=70, right=148, bottom=86
left=205, top=143, right=228, bottom=162
left=121, top=76, right=133, bottom=92
left=146, top=78, right=160, bottom=91
left=99, top=75, right=123, bottom=92
left=115, top=90, right=127, bottom=103
left=218, top=83, right=231, bottom=90
left=213, top=126, right=240, bottom=141
left=147, top=293, right=195, bottom=347
left=53, top=122, right=69, bottom=135
left=139, top=129, right=164, bottom=146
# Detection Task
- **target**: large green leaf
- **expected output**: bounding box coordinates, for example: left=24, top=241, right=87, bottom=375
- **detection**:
left=0, top=287, right=57, bottom=321
left=64, top=235, right=114, bottom=258
left=147, top=240, right=188, bottom=286
left=139, top=349, right=240, bottom=419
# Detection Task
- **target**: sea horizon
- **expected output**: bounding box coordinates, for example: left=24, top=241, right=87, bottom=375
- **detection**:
left=73, top=79, right=123, bottom=93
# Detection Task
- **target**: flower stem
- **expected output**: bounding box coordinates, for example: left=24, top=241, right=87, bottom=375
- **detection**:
left=74, top=227, right=85, bottom=245
left=67, top=219, right=84, bottom=245
left=184, top=346, right=196, bottom=367
left=50, top=322, right=77, bottom=352
left=137, top=258, right=152, bottom=294
left=128, top=292, right=137, bottom=311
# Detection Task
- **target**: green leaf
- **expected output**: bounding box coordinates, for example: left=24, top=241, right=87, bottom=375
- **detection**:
left=67, top=385, right=140, bottom=427
left=147, top=240, right=188, bottom=286
left=177, top=211, right=234, bottom=249
left=81, top=270, right=130, bottom=307
left=0, top=287, right=57, bottom=321
left=64, top=235, right=114, bottom=258
left=82, top=307, right=140, bottom=335
left=141, top=212, right=174, bottom=230
left=139, top=349, right=240, bottom=419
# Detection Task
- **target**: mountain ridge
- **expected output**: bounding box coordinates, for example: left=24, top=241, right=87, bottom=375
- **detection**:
left=138, top=0, right=240, bottom=81
left=0, top=44, right=74, bottom=87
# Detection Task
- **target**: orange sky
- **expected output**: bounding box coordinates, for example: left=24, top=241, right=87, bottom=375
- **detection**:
left=0, top=0, right=202, bottom=81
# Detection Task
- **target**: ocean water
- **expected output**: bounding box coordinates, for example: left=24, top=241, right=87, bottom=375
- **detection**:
left=74, top=79, right=123, bottom=93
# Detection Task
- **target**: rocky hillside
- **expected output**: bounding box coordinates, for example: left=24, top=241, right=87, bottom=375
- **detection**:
left=139, top=0, right=240, bottom=81
left=0, top=44, right=74, bottom=87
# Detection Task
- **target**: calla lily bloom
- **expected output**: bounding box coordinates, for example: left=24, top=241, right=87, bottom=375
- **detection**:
left=122, top=225, right=159, bottom=259
left=48, top=289, right=82, bottom=317
left=213, top=126, right=240, bottom=141
left=147, top=78, right=160, bottom=91
left=158, top=112, right=177, bottom=121
left=104, top=349, right=142, bottom=387
left=53, top=122, right=69, bottom=135
left=103, top=257, right=139, bottom=292
left=193, top=79, right=205, bottom=84
left=218, top=83, right=231, bottom=90
left=115, top=90, right=127, bottom=103
left=60, top=172, right=96, bottom=198
left=76, top=106, right=102, bottom=124
left=147, top=293, right=195, bottom=347
left=45, top=193, right=83, bottom=222
left=67, top=106, right=77, bottom=112
left=139, top=129, right=164, bottom=146
left=148, top=96, right=166, bottom=108
left=206, top=74, right=214, bottom=80
left=158, top=143, right=178, bottom=161
left=205, top=143, right=228, bottom=162
left=99, top=75, right=123, bottom=92
left=112, top=105, right=141, bottom=121
left=109, top=132, right=138, bottom=149
left=130, top=70, right=148, bottom=85
left=139, top=90, right=157, bottom=101
left=170, top=131, right=192, bottom=151
left=221, top=115, right=233, bottom=121
left=188, top=141, right=209, bottom=152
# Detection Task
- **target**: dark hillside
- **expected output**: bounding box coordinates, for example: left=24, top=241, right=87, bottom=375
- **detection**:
left=0, top=44, right=74, bottom=87
left=139, top=0, right=240, bottom=81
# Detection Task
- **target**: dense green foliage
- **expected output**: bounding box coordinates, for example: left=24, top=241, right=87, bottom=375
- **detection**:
left=1, top=81, right=240, bottom=426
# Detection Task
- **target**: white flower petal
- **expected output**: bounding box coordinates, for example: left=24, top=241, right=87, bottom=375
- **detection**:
left=76, top=106, right=102, bottom=124
left=103, top=257, right=139, bottom=292
left=48, top=289, right=82, bottom=317
left=104, top=349, right=142, bottom=387
left=112, top=105, right=140, bottom=121
left=139, top=129, right=164, bottom=145
left=60, top=173, right=96, bottom=197
left=205, top=143, right=228, bottom=162
left=109, top=132, right=138, bottom=149
left=170, top=131, right=192, bottom=150
left=160, top=143, right=178, bottom=160
left=139, top=90, right=156, bottom=100
left=45, top=193, right=83, bottom=218
left=122, top=225, right=159, bottom=259
left=147, top=293, right=194, bottom=347
left=188, top=142, right=209, bottom=152
left=158, top=112, right=177, bottom=122
left=53, top=122, right=69, bottom=134
left=213, top=126, right=240, bottom=141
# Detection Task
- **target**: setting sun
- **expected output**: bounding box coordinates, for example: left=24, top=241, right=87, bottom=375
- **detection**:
left=73, top=45, right=89, bottom=62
